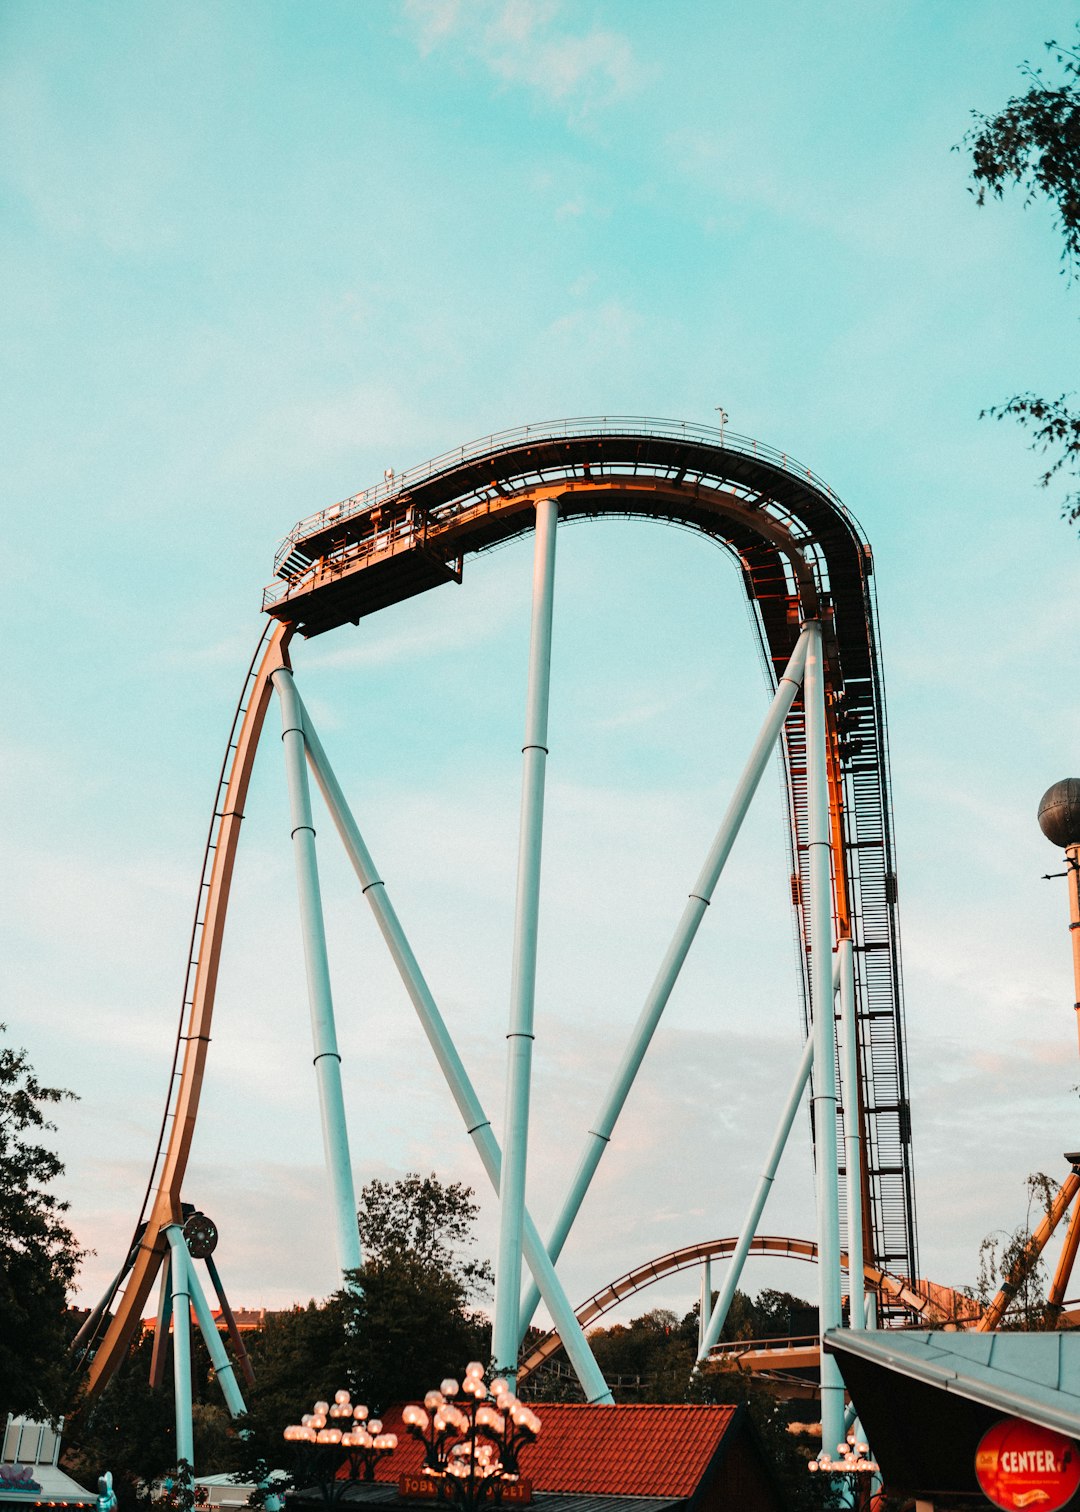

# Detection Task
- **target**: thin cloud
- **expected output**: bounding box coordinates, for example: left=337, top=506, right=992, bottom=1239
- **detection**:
left=402, top=0, right=641, bottom=119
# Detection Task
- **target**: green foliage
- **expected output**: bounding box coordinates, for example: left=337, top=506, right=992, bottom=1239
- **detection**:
left=0, top=1025, right=84, bottom=1420
left=358, top=1173, right=493, bottom=1303
left=963, top=27, right=1080, bottom=528
left=966, top=31, right=1080, bottom=273
left=342, top=1254, right=488, bottom=1411
left=971, top=1171, right=1059, bottom=1329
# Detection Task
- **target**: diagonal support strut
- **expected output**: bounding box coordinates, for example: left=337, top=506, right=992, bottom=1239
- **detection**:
left=295, top=691, right=614, bottom=1405
left=517, top=625, right=813, bottom=1336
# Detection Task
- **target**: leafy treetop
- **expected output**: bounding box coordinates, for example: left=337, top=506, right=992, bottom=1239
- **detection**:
left=964, top=27, right=1080, bottom=528
left=358, top=1172, right=493, bottom=1302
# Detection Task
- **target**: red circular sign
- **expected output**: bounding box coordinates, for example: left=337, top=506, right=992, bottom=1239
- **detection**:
left=975, top=1417, right=1080, bottom=1511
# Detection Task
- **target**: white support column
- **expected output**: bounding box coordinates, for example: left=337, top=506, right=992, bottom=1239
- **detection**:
left=163, top=1227, right=194, bottom=1470
left=698, top=1259, right=712, bottom=1357
left=804, top=619, right=845, bottom=1456
left=494, top=496, right=559, bottom=1378
left=273, top=666, right=362, bottom=1285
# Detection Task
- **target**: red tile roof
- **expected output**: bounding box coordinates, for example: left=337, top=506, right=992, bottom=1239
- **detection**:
left=374, top=1404, right=740, bottom=1499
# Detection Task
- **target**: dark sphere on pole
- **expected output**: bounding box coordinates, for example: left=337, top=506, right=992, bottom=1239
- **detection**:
left=1038, top=779, right=1080, bottom=848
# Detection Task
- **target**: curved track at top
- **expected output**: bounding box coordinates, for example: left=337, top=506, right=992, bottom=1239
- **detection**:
left=80, top=415, right=917, bottom=1403
left=265, top=416, right=918, bottom=1282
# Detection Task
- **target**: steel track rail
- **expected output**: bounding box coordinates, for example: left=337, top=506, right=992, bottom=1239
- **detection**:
left=514, top=1235, right=975, bottom=1385
left=77, top=624, right=290, bottom=1405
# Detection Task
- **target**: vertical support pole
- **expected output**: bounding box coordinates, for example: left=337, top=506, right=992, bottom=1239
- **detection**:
left=838, top=936, right=865, bottom=1332
left=297, top=694, right=613, bottom=1404
left=273, top=666, right=363, bottom=1284
left=697, top=1259, right=712, bottom=1358
left=163, top=1228, right=194, bottom=1470
left=804, top=619, right=845, bottom=1456
left=1068, top=846, right=1080, bottom=1058
left=519, top=628, right=812, bottom=1335
left=697, top=1034, right=815, bottom=1358
left=494, top=496, right=559, bottom=1377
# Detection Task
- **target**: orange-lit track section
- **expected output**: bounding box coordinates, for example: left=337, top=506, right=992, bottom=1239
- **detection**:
left=76, top=416, right=919, bottom=1405
left=515, top=1235, right=979, bottom=1386
left=76, top=624, right=292, bottom=1405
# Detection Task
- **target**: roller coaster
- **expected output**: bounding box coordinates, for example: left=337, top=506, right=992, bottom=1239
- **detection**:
left=71, top=415, right=1022, bottom=1459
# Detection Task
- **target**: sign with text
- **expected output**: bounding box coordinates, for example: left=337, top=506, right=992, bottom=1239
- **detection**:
left=975, top=1417, right=1080, bottom=1511
left=398, top=1475, right=533, bottom=1505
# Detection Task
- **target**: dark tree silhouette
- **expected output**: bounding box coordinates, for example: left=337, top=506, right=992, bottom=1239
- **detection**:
left=0, top=1025, right=83, bottom=1420
left=964, top=28, right=1080, bottom=527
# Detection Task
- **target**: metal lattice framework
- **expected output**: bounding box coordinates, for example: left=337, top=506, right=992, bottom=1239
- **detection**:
left=75, top=417, right=919, bottom=1461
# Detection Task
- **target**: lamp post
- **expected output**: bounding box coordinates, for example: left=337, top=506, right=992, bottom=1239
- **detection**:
left=282, top=1389, right=397, bottom=1502
left=808, top=1431, right=879, bottom=1508
left=403, top=1363, right=541, bottom=1509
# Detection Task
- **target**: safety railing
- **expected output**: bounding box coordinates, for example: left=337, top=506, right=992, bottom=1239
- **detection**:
left=707, top=1333, right=820, bottom=1359
left=269, top=415, right=847, bottom=577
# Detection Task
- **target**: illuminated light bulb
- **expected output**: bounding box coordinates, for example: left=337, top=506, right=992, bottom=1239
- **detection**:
left=491, top=1379, right=509, bottom=1396
left=385, top=1435, right=397, bottom=1449
left=425, top=1391, right=444, bottom=1410
left=403, top=1407, right=426, bottom=1428
left=357, top=1431, right=373, bottom=1449
left=465, top=1362, right=484, bottom=1379
left=314, top=1401, right=329, bottom=1416
left=808, top=1461, right=819, bottom=1473
left=441, top=1379, right=459, bottom=1397
left=353, top=1405, right=369, bottom=1421
left=369, top=1420, right=382, bottom=1436
left=301, top=1415, right=312, bottom=1427
left=335, top=1390, right=350, bottom=1405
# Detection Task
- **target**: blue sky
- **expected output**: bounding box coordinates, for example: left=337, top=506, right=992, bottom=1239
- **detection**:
left=5, top=0, right=1080, bottom=1329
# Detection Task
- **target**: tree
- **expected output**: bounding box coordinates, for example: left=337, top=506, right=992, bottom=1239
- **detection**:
left=347, top=1173, right=492, bottom=1408
left=0, top=1025, right=84, bottom=1420
left=964, top=27, right=1080, bottom=527
left=228, top=1172, right=493, bottom=1479
left=358, top=1173, right=493, bottom=1303
left=971, top=1171, right=1059, bottom=1330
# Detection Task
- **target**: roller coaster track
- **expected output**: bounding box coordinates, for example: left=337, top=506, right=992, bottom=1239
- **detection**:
left=513, top=1235, right=975, bottom=1384
left=263, top=416, right=918, bottom=1282
left=78, top=415, right=918, bottom=1402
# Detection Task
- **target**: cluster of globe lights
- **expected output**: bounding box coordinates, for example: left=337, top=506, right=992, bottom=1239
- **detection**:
left=283, top=1389, right=399, bottom=1454
left=402, top=1363, right=542, bottom=1481
left=808, top=1434, right=879, bottom=1475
